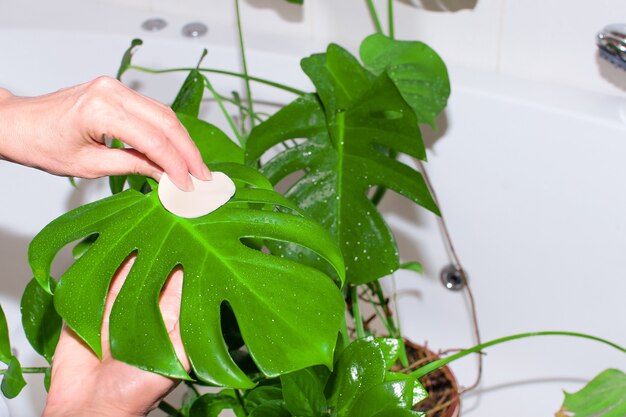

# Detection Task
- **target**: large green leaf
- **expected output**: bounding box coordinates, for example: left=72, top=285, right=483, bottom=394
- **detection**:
left=558, top=369, right=626, bottom=417
left=29, top=163, right=345, bottom=388
left=246, top=44, right=439, bottom=285
left=360, top=34, right=450, bottom=127
left=20, top=278, right=62, bottom=363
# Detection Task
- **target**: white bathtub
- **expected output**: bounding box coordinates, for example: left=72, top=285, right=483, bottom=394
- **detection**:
left=1, top=21, right=625, bottom=417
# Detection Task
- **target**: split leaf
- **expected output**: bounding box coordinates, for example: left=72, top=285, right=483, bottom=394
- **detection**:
left=247, top=44, right=438, bottom=285
left=360, top=34, right=450, bottom=127
left=29, top=163, right=345, bottom=388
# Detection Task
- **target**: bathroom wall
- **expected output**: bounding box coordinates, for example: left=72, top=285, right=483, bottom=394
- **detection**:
left=2, top=0, right=624, bottom=96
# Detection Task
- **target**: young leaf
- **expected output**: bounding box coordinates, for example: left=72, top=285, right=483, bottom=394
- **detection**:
left=0, top=306, right=11, bottom=364
left=248, top=402, right=291, bottom=417
left=360, top=34, right=450, bottom=127
left=325, top=339, right=426, bottom=417
left=325, top=338, right=386, bottom=416
left=1, top=357, right=26, bottom=399
left=558, top=369, right=626, bottom=417
left=171, top=70, right=205, bottom=118
left=178, top=114, right=244, bottom=164
left=281, top=368, right=327, bottom=416
left=245, top=386, right=284, bottom=410
left=373, top=337, right=402, bottom=370
left=116, top=38, right=143, bottom=80
left=190, top=392, right=243, bottom=417
left=247, top=44, right=439, bottom=285
left=20, top=278, right=62, bottom=363
left=399, top=262, right=423, bottom=274
left=29, top=163, right=345, bottom=388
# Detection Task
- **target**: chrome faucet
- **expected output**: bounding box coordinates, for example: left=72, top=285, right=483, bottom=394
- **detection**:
left=597, top=24, right=626, bottom=70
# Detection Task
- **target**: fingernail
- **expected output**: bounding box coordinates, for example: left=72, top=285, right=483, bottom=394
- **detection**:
left=202, top=164, right=213, bottom=181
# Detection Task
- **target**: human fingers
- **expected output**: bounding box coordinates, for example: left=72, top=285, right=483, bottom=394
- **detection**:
left=74, top=77, right=205, bottom=190
left=79, top=147, right=163, bottom=180
left=159, top=268, right=190, bottom=370
left=93, top=113, right=194, bottom=190
left=129, top=92, right=212, bottom=182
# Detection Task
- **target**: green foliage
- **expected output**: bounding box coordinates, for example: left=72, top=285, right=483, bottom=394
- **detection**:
left=116, top=38, right=143, bottom=80
left=0, top=306, right=11, bottom=364
left=1, top=357, right=26, bottom=399
left=172, top=69, right=205, bottom=117
left=324, top=338, right=427, bottom=417
left=0, top=307, right=26, bottom=398
left=399, top=262, right=423, bottom=274
left=281, top=368, right=327, bottom=416
left=246, top=44, right=439, bottom=285
left=189, top=391, right=246, bottom=417
left=20, top=278, right=62, bottom=363
left=178, top=113, right=244, bottom=164
left=558, top=369, right=626, bottom=417
left=360, top=34, right=450, bottom=127
left=29, top=163, right=345, bottom=388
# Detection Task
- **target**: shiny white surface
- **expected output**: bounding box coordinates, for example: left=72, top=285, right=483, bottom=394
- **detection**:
left=1, top=22, right=625, bottom=417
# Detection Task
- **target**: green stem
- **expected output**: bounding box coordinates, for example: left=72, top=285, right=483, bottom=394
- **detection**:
left=368, top=281, right=398, bottom=336
left=413, top=331, right=626, bottom=379
left=157, top=401, right=184, bottom=417
left=202, top=76, right=245, bottom=146
left=351, top=286, right=366, bottom=339
left=0, top=366, right=48, bottom=375
left=235, top=389, right=249, bottom=416
left=340, top=316, right=350, bottom=347
left=388, top=0, right=395, bottom=39
left=235, top=0, right=255, bottom=132
left=129, top=65, right=305, bottom=96
left=366, top=0, right=384, bottom=35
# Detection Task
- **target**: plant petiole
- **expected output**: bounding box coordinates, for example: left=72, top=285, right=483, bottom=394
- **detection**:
left=235, top=0, right=256, bottom=130
left=158, top=400, right=185, bottom=417
left=366, top=0, right=384, bottom=35
left=129, top=65, right=306, bottom=95
left=202, top=76, right=246, bottom=146
left=388, top=0, right=395, bottom=39
left=413, top=331, right=626, bottom=379
left=0, top=366, right=48, bottom=375
left=351, top=286, right=366, bottom=339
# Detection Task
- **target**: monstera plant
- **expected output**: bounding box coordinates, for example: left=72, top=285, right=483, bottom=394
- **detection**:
left=1, top=1, right=625, bottom=416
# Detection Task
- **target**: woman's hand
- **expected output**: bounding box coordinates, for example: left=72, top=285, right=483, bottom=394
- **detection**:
left=0, top=76, right=210, bottom=191
left=42, top=257, right=189, bottom=417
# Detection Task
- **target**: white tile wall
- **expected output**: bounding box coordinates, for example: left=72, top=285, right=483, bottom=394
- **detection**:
left=2, top=0, right=624, bottom=95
